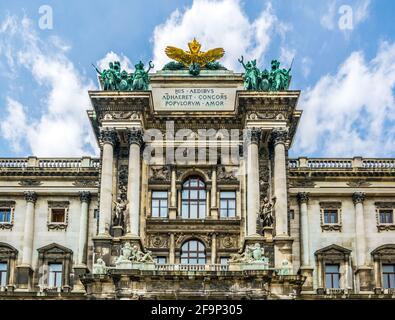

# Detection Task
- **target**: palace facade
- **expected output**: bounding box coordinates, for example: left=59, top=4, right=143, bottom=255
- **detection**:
left=0, top=65, right=394, bottom=300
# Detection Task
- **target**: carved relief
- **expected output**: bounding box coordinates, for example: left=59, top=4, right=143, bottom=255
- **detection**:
left=103, top=111, right=142, bottom=121
left=148, top=234, right=169, bottom=248
left=150, top=166, right=170, bottom=182
left=217, top=166, right=237, bottom=182
left=73, top=179, right=99, bottom=187
left=18, top=179, right=42, bottom=186
left=347, top=180, right=371, bottom=187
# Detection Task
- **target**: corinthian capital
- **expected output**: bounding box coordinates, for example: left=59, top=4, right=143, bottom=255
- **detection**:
left=79, top=191, right=91, bottom=203
left=352, top=192, right=365, bottom=204
left=270, top=128, right=288, bottom=146
left=128, top=128, right=144, bottom=146
left=24, top=191, right=37, bottom=203
left=99, top=128, right=118, bottom=146
left=246, top=127, right=262, bottom=145
left=297, top=192, right=309, bottom=204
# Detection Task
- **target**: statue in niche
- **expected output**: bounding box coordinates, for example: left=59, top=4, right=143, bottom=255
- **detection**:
left=93, top=258, right=107, bottom=275
left=259, top=196, right=276, bottom=228
left=113, top=197, right=127, bottom=226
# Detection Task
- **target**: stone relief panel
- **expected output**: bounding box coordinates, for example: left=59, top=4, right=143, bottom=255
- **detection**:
left=148, top=234, right=169, bottom=249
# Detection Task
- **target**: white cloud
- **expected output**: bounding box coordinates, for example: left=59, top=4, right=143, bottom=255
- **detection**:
left=320, top=1, right=337, bottom=30
left=0, top=15, right=98, bottom=157
left=151, top=0, right=287, bottom=72
left=0, top=98, right=28, bottom=153
left=97, top=51, right=133, bottom=73
left=293, top=41, right=395, bottom=157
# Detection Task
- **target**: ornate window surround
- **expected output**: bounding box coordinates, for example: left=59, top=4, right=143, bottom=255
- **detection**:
left=374, top=202, right=395, bottom=232
left=0, top=242, right=18, bottom=290
left=371, top=244, right=395, bottom=294
left=37, top=243, right=73, bottom=292
left=319, top=202, right=342, bottom=232
left=47, top=201, right=69, bottom=231
left=315, top=244, right=352, bottom=295
left=0, top=201, right=15, bottom=230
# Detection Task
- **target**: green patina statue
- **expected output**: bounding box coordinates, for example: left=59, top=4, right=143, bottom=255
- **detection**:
left=238, top=56, right=292, bottom=91
left=93, top=60, right=153, bottom=91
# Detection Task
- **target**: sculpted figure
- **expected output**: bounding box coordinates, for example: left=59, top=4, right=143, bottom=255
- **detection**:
left=131, top=60, right=154, bottom=90
left=260, top=196, right=276, bottom=228
left=217, top=166, right=235, bottom=181
left=115, top=242, right=132, bottom=265
left=238, top=56, right=260, bottom=90
left=151, top=166, right=169, bottom=180
left=93, top=258, right=107, bottom=275
left=113, top=197, right=127, bottom=226
left=278, top=259, right=292, bottom=275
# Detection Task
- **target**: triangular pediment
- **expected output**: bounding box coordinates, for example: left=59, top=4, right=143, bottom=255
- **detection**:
left=315, top=244, right=351, bottom=255
left=37, top=242, right=72, bottom=254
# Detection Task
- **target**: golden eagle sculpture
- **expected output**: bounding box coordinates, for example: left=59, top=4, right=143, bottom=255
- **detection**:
left=165, top=38, right=225, bottom=68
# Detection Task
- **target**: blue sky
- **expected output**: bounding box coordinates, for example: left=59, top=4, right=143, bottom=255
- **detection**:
left=0, top=0, right=395, bottom=158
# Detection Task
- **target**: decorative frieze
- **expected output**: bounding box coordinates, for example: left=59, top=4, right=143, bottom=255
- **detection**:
left=297, top=192, right=309, bottom=204
left=127, top=128, right=144, bottom=146
left=24, top=191, right=37, bottom=203
left=352, top=192, right=366, bottom=204
left=270, top=128, right=288, bottom=146
left=18, top=179, right=42, bottom=186
left=246, top=127, right=262, bottom=145
left=99, top=128, right=118, bottom=146
left=79, top=191, right=91, bottom=203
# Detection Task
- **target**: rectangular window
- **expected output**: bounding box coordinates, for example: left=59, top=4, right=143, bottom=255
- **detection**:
left=383, top=264, right=395, bottom=289
left=289, top=209, right=295, bottom=220
left=220, top=257, right=230, bottom=265
left=220, top=191, right=236, bottom=218
left=325, top=264, right=340, bottom=289
left=151, top=191, right=168, bottom=218
left=51, top=209, right=65, bottom=223
left=48, top=263, right=62, bottom=288
left=323, top=209, right=338, bottom=224
left=0, top=208, right=11, bottom=223
left=0, top=262, right=7, bottom=287
left=379, top=210, right=394, bottom=224
left=156, top=256, right=167, bottom=264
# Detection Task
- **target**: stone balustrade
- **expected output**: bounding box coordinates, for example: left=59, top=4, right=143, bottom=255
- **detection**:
left=0, top=157, right=100, bottom=169
left=289, top=157, right=395, bottom=170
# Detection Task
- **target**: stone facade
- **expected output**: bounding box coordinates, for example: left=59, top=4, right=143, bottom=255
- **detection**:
left=0, top=70, right=394, bottom=299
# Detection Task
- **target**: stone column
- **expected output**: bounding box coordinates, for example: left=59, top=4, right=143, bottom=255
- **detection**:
left=169, top=233, right=175, bottom=264
left=17, top=191, right=37, bottom=289
left=169, top=167, right=177, bottom=219
left=246, top=127, right=261, bottom=236
left=127, top=128, right=143, bottom=237
left=271, top=129, right=289, bottom=236
left=353, top=192, right=372, bottom=292
left=210, top=169, right=218, bottom=219
left=297, top=192, right=310, bottom=266
left=353, top=192, right=366, bottom=266
left=211, top=233, right=217, bottom=264
left=77, top=191, right=91, bottom=265
left=21, top=191, right=37, bottom=266
left=98, top=129, right=117, bottom=236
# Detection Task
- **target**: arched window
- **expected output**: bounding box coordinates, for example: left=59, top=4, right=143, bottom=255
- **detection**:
left=181, top=176, right=206, bottom=219
left=180, top=240, right=206, bottom=265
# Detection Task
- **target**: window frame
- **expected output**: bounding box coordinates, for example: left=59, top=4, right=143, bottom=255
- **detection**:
left=180, top=240, right=206, bottom=265
left=48, top=262, right=63, bottom=288
left=181, top=177, right=206, bottom=219
left=382, top=264, right=395, bottom=289
left=0, top=202, right=15, bottom=230
left=319, top=202, right=342, bottom=232
left=375, top=203, right=395, bottom=232
left=219, top=191, right=237, bottom=219
left=0, top=262, right=8, bottom=287
left=325, top=264, right=340, bottom=289
left=151, top=191, right=169, bottom=218
left=47, top=201, right=69, bottom=231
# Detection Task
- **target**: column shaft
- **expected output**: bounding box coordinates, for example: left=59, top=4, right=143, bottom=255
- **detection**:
left=169, top=233, right=175, bottom=264
left=246, top=129, right=260, bottom=236
left=353, top=192, right=366, bottom=266
left=298, top=193, right=310, bottom=266
left=22, top=192, right=37, bottom=266
left=98, top=142, right=114, bottom=235
left=211, top=234, right=217, bottom=264
left=127, top=129, right=143, bottom=236
left=77, top=192, right=90, bottom=265
left=272, top=130, right=289, bottom=236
